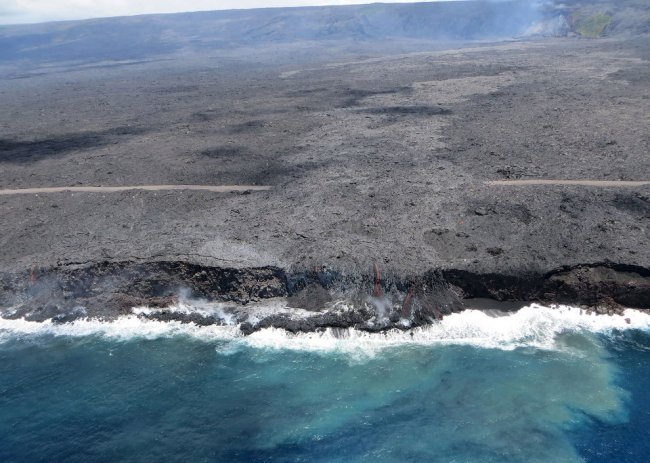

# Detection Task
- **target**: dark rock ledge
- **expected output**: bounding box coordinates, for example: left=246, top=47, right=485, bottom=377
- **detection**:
left=0, top=261, right=648, bottom=334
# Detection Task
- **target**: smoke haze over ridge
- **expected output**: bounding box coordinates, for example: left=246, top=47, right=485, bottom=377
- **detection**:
left=3, top=0, right=475, bottom=25
left=0, top=0, right=556, bottom=65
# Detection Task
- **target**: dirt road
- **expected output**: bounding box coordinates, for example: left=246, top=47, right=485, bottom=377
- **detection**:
left=0, top=185, right=272, bottom=195
left=486, top=180, right=650, bottom=187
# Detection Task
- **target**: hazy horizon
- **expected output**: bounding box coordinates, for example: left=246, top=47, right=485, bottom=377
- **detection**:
left=0, top=0, right=466, bottom=26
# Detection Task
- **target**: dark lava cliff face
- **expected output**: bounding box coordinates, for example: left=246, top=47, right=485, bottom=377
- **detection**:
left=1, top=261, right=648, bottom=333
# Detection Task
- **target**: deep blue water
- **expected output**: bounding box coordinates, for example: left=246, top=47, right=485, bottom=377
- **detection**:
left=571, top=330, right=650, bottom=462
left=0, top=324, right=648, bottom=462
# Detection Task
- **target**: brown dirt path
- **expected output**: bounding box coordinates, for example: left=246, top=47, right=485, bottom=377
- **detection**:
left=0, top=185, right=272, bottom=195
left=486, top=180, right=650, bottom=187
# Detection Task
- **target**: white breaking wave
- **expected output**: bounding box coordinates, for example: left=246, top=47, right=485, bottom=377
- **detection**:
left=0, top=305, right=649, bottom=355
left=132, top=299, right=323, bottom=325
left=241, top=305, right=650, bottom=356
left=0, top=316, right=240, bottom=344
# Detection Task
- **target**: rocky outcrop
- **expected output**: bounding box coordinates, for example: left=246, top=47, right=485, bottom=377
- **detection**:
left=0, top=261, right=288, bottom=321
left=0, top=261, right=647, bottom=333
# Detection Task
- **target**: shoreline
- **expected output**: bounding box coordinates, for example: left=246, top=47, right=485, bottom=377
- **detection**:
left=1, top=260, right=648, bottom=335
left=1, top=304, right=649, bottom=354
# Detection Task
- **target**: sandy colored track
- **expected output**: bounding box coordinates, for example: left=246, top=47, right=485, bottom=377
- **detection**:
left=486, top=180, right=650, bottom=187
left=0, top=185, right=272, bottom=195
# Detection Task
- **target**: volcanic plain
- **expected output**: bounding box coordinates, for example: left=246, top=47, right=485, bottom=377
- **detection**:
left=0, top=33, right=649, bottom=321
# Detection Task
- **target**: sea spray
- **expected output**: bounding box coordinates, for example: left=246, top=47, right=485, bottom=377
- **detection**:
left=2, top=304, right=649, bottom=355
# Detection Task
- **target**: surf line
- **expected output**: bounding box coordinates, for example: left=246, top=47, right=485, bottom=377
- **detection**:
left=486, top=180, right=650, bottom=187
left=0, top=185, right=273, bottom=195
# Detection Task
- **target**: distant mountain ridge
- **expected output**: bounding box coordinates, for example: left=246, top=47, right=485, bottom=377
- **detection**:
left=0, top=0, right=648, bottom=65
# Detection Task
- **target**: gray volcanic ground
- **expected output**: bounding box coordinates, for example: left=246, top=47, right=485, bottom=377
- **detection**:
left=0, top=0, right=648, bottom=322
left=1, top=38, right=648, bottom=273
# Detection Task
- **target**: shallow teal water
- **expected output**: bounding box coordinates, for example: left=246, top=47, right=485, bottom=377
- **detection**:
left=0, top=327, right=648, bottom=462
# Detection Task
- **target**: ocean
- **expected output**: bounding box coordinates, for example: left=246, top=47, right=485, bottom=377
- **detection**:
left=0, top=305, right=648, bottom=462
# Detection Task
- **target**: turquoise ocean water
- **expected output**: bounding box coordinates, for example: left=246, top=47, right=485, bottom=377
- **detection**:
left=0, top=305, right=648, bottom=462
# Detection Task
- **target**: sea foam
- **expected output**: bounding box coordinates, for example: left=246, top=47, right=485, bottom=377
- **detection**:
left=1, top=304, right=649, bottom=355
left=240, top=305, right=650, bottom=356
